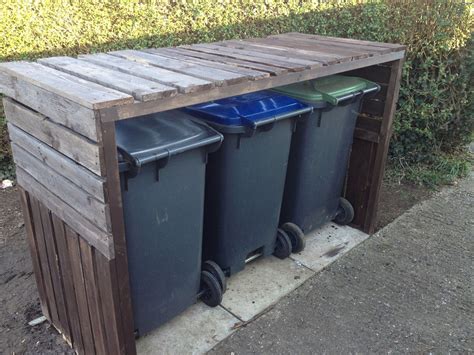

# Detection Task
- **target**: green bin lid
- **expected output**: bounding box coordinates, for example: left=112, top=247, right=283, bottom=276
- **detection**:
left=273, top=75, right=373, bottom=105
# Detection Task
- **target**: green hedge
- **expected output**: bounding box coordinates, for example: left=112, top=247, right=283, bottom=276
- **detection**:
left=0, top=0, right=472, bottom=182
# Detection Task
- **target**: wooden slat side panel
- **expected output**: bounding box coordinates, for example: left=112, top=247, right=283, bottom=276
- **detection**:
left=8, top=125, right=106, bottom=202
left=3, top=98, right=104, bottom=176
left=12, top=144, right=110, bottom=232
left=345, top=65, right=392, bottom=85
left=38, top=204, right=71, bottom=340
left=51, top=214, right=85, bottom=353
left=65, top=226, right=96, bottom=355
left=79, top=239, right=107, bottom=355
left=18, top=188, right=51, bottom=320
left=29, top=197, right=60, bottom=326
left=16, top=168, right=114, bottom=259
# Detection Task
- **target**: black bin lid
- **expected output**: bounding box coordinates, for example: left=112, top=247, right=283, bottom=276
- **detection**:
left=115, top=110, right=223, bottom=167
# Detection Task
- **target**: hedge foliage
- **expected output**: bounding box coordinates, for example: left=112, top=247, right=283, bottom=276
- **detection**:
left=0, top=0, right=472, bottom=182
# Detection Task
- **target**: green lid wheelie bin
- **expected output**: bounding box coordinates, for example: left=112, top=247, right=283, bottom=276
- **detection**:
left=274, top=75, right=380, bottom=236
left=116, top=111, right=225, bottom=336
left=184, top=92, right=312, bottom=276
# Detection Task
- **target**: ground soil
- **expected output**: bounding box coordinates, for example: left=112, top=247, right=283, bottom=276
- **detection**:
left=0, top=181, right=431, bottom=354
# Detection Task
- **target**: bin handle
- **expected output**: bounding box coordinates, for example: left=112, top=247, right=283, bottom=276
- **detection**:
left=241, top=106, right=312, bottom=134
left=311, top=81, right=381, bottom=106
left=117, top=146, right=141, bottom=178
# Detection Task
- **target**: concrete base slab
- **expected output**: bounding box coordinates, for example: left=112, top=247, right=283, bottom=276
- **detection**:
left=137, top=223, right=368, bottom=354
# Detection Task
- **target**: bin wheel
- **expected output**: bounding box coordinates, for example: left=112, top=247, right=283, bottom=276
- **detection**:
left=202, top=260, right=227, bottom=293
left=281, top=222, right=306, bottom=253
left=200, top=271, right=223, bottom=307
left=273, top=229, right=292, bottom=259
left=334, top=197, right=355, bottom=225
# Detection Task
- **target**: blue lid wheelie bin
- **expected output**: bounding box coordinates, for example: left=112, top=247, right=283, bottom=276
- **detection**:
left=184, top=92, right=312, bottom=276
left=116, top=111, right=225, bottom=336
left=273, top=75, right=380, bottom=238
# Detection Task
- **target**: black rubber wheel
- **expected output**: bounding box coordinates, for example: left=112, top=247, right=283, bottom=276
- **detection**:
left=281, top=222, right=306, bottom=253
left=200, top=270, right=223, bottom=307
left=334, top=197, right=355, bottom=225
left=273, top=229, right=292, bottom=259
left=202, top=260, right=227, bottom=293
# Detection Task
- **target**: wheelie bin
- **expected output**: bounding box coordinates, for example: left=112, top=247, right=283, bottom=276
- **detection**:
left=273, top=75, right=380, bottom=235
left=184, top=91, right=312, bottom=276
left=116, top=111, right=225, bottom=336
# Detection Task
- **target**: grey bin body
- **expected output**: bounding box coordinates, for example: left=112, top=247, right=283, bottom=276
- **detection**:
left=278, top=81, right=380, bottom=233
left=116, top=111, right=222, bottom=336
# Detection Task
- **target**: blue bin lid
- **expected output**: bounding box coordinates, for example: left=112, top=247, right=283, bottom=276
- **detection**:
left=184, top=91, right=309, bottom=127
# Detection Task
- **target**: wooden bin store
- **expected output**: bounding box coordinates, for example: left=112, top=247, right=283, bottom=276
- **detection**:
left=0, top=33, right=405, bottom=354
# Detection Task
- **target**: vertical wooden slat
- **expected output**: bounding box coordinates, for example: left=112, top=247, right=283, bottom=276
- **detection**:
left=38, top=204, right=71, bottom=339
left=362, top=59, right=404, bottom=233
left=79, top=238, right=108, bottom=355
left=18, top=189, right=51, bottom=320
left=29, top=197, right=60, bottom=325
left=66, top=225, right=96, bottom=355
left=100, top=120, right=137, bottom=355
left=95, top=252, right=126, bottom=354
left=51, top=215, right=85, bottom=353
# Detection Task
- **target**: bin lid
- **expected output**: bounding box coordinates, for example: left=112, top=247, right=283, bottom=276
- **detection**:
left=184, top=91, right=309, bottom=127
left=273, top=75, right=373, bottom=105
left=115, top=111, right=222, bottom=166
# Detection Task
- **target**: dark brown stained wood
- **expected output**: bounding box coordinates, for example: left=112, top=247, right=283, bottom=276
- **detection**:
left=12, top=144, right=110, bottom=232
left=4, top=99, right=104, bottom=176
left=99, top=50, right=405, bottom=122
left=168, top=48, right=288, bottom=75
left=110, top=50, right=248, bottom=86
left=353, top=127, right=380, bottom=143
left=283, top=32, right=406, bottom=51
left=363, top=59, right=404, bottom=233
left=18, top=189, right=51, bottom=320
left=95, top=253, right=126, bottom=354
left=0, top=61, right=133, bottom=109
left=345, top=65, right=392, bottom=85
left=29, top=197, right=60, bottom=326
left=51, top=214, right=84, bottom=353
left=186, top=43, right=318, bottom=70
left=8, top=125, right=106, bottom=202
left=38, top=204, right=71, bottom=339
left=147, top=48, right=270, bottom=80
left=270, top=34, right=372, bottom=59
left=361, top=99, right=386, bottom=117
left=79, top=53, right=214, bottom=94
left=65, top=225, right=96, bottom=355
left=219, top=40, right=332, bottom=64
left=100, top=120, right=136, bottom=355
left=79, top=239, right=107, bottom=355
left=39, top=57, right=177, bottom=102
left=16, top=168, right=114, bottom=259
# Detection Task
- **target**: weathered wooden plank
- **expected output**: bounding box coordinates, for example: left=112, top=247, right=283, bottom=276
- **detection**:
left=79, top=53, right=214, bottom=94
left=4, top=99, right=104, bottom=176
left=282, top=32, right=406, bottom=51
left=79, top=239, right=107, bottom=355
left=110, top=50, right=248, bottom=86
left=16, top=168, right=114, bottom=259
left=8, top=125, right=106, bottom=202
left=169, top=48, right=287, bottom=75
left=188, top=43, right=319, bottom=70
left=39, top=57, right=177, bottom=102
left=18, top=189, right=51, bottom=321
left=0, top=61, right=133, bottom=109
left=51, top=214, right=85, bottom=353
left=95, top=253, right=125, bottom=354
left=99, top=50, right=405, bottom=121
left=270, top=34, right=371, bottom=59
left=147, top=48, right=270, bottom=80
left=38, top=204, right=71, bottom=339
left=29, top=197, right=60, bottom=326
left=345, top=65, right=392, bottom=85
left=354, top=127, right=380, bottom=143
left=66, top=226, right=96, bottom=355
left=12, top=144, right=110, bottom=232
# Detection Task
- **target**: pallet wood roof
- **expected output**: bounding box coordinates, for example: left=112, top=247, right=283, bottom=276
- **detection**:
left=0, top=32, right=405, bottom=123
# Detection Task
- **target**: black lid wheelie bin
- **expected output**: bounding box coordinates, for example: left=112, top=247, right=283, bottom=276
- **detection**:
left=274, top=75, right=380, bottom=234
left=184, top=92, right=312, bottom=276
left=116, top=111, right=225, bottom=336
